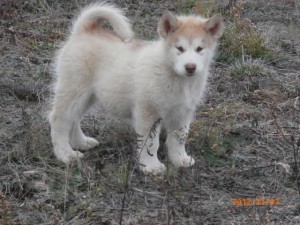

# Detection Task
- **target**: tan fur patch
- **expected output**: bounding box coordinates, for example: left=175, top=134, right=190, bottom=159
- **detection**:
left=168, top=17, right=214, bottom=46
left=83, top=21, right=123, bottom=42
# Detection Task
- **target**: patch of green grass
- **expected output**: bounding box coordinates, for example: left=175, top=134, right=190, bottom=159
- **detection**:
left=188, top=121, right=224, bottom=167
left=117, top=163, right=129, bottom=190
left=230, top=61, right=263, bottom=77
left=100, top=161, right=129, bottom=191
left=189, top=101, right=256, bottom=167
left=178, top=0, right=223, bottom=17
left=190, top=129, right=239, bottom=167
left=199, top=132, right=222, bottom=167
left=178, top=0, right=197, bottom=13
left=30, top=39, right=60, bottom=51
left=219, top=25, right=271, bottom=62
left=193, top=0, right=221, bottom=17
left=218, top=0, right=272, bottom=62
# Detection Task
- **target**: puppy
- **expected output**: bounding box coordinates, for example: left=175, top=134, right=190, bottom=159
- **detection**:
left=49, top=3, right=224, bottom=174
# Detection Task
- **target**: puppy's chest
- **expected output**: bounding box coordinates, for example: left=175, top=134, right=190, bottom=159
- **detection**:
left=162, top=85, right=201, bottom=111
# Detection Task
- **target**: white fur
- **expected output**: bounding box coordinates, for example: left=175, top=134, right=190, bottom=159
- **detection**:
left=49, top=4, right=224, bottom=174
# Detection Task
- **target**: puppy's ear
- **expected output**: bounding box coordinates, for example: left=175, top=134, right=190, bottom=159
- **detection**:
left=205, top=15, right=225, bottom=40
left=158, top=11, right=177, bottom=38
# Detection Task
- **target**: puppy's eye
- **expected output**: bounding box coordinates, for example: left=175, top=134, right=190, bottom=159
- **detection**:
left=176, top=46, right=185, bottom=53
left=196, top=46, right=203, bottom=53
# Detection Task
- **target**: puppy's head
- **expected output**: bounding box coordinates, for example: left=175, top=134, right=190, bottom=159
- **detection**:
left=158, top=11, right=224, bottom=77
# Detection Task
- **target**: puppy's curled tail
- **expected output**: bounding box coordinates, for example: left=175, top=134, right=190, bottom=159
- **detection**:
left=71, top=3, right=134, bottom=40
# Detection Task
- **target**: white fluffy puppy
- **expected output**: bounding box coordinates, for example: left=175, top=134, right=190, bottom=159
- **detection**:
left=49, top=3, right=224, bottom=174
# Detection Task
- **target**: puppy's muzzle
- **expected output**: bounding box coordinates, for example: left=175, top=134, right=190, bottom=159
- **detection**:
left=185, top=63, right=196, bottom=76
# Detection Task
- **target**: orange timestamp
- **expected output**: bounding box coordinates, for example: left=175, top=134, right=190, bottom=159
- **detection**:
left=232, top=197, right=280, bottom=206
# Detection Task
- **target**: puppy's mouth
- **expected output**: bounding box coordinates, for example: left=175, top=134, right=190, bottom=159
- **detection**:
left=185, top=72, right=196, bottom=77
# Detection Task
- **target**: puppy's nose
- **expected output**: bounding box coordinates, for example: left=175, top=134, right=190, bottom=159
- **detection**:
left=185, top=63, right=196, bottom=75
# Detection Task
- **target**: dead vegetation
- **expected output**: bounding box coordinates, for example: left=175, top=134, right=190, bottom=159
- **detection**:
left=0, top=0, right=300, bottom=224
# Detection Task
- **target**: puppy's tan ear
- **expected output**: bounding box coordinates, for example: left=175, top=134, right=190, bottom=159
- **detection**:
left=158, top=10, right=177, bottom=38
left=205, top=15, right=225, bottom=40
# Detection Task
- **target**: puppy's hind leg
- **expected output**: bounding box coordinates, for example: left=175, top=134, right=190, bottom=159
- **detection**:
left=49, top=108, right=83, bottom=164
left=68, top=91, right=99, bottom=150
left=49, top=90, right=97, bottom=164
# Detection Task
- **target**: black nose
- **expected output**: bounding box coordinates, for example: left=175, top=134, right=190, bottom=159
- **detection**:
left=185, top=63, right=196, bottom=75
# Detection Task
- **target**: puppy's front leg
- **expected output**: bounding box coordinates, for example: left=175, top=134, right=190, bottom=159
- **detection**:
left=166, top=116, right=195, bottom=168
left=134, top=105, right=166, bottom=175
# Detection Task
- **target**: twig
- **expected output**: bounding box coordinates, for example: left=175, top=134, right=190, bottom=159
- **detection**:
left=166, top=154, right=170, bottom=225
left=291, top=136, right=300, bottom=195
left=234, top=161, right=298, bottom=174
left=119, top=141, right=134, bottom=225
left=119, top=118, right=162, bottom=224
left=63, top=165, right=69, bottom=219
left=270, top=105, right=291, bottom=144
left=131, top=187, right=164, bottom=199
left=5, top=27, right=63, bottom=41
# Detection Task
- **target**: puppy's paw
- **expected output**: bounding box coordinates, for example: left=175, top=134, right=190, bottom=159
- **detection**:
left=54, top=147, right=84, bottom=164
left=79, top=137, right=99, bottom=150
left=170, top=153, right=195, bottom=168
left=139, top=161, right=166, bottom=175
left=71, top=137, right=99, bottom=150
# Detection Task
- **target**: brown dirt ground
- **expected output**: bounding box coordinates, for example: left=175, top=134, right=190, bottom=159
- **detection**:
left=0, top=0, right=299, bottom=224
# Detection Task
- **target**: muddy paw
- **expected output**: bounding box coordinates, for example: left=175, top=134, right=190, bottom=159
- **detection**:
left=170, top=154, right=195, bottom=168
left=71, top=137, right=99, bottom=150
left=139, top=162, right=166, bottom=175
left=54, top=147, right=84, bottom=164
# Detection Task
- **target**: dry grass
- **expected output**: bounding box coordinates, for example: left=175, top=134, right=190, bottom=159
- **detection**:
left=0, top=0, right=300, bottom=224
